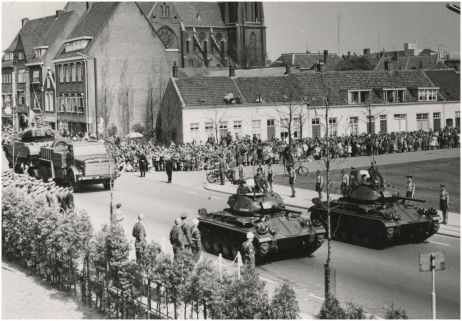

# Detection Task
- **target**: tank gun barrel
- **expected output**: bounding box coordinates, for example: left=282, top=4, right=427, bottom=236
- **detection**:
left=392, top=195, right=426, bottom=203
left=275, top=206, right=302, bottom=215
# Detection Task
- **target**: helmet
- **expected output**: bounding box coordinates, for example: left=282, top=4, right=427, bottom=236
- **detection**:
left=192, top=218, right=199, bottom=225
left=246, top=232, right=255, bottom=239
left=175, top=218, right=182, bottom=225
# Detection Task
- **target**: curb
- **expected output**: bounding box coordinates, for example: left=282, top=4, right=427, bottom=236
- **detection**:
left=203, top=185, right=460, bottom=239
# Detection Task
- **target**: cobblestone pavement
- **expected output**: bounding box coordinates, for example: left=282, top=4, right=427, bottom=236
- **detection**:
left=2, top=261, right=102, bottom=319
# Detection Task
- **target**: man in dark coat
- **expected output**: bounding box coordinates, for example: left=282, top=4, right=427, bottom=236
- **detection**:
left=170, top=218, right=185, bottom=259
left=138, top=153, right=147, bottom=177
left=166, top=157, right=173, bottom=183
left=180, top=212, right=192, bottom=251
left=219, top=154, right=227, bottom=185
left=132, top=214, right=146, bottom=263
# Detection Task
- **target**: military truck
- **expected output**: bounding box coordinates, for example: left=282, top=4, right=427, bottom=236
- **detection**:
left=36, top=141, right=118, bottom=192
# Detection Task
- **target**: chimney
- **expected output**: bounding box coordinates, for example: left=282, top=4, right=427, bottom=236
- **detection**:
left=172, top=61, right=179, bottom=78
left=385, top=60, right=393, bottom=71
left=21, top=18, right=29, bottom=27
left=317, top=63, right=327, bottom=73
left=380, top=51, right=384, bottom=58
left=347, top=51, right=351, bottom=60
left=86, top=2, right=93, bottom=11
left=393, top=51, right=398, bottom=61
left=229, top=64, right=236, bottom=77
left=364, top=48, right=370, bottom=55
left=419, top=60, right=423, bottom=69
left=55, top=10, right=64, bottom=18
left=323, top=50, right=328, bottom=64
left=285, top=65, right=291, bottom=74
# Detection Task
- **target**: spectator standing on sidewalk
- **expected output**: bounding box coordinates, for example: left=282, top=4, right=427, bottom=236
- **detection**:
left=190, top=218, right=201, bottom=263
left=316, top=170, right=324, bottom=200
left=439, top=184, right=449, bottom=225
left=132, top=214, right=146, bottom=263
left=242, top=232, right=256, bottom=271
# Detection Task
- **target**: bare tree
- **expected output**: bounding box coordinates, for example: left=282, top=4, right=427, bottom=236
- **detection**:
left=98, top=53, right=115, bottom=137
left=358, top=96, right=386, bottom=159
left=118, top=59, right=134, bottom=136
left=205, top=105, right=228, bottom=143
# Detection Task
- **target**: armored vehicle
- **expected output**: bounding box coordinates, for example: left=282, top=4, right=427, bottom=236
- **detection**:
left=198, top=191, right=326, bottom=262
left=309, top=172, right=441, bottom=248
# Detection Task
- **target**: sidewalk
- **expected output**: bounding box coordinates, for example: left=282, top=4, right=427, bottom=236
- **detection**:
left=204, top=181, right=460, bottom=238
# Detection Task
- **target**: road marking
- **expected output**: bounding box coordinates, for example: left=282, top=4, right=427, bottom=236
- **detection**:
left=259, top=276, right=276, bottom=284
left=187, top=191, right=198, bottom=194
left=428, top=240, right=450, bottom=246
left=309, top=293, right=325, bottom=301
left=211, top=196, right=222, bottom=200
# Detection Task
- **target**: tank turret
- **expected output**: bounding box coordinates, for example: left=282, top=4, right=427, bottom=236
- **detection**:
left=346, top=183, right=426, bottom=204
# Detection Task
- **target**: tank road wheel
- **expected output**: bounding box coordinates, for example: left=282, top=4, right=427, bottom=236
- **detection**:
left=202, top=233, right=213, bottom=252
left=257, top=242, right=270, bottom=261
left=306, top=234, right=325, bottom=256
left=231, top=241, right=241, bottom=259
left=221, top=237, right=232, bottom=258
left=68, top=172, right=81, bottom=192
left=212, top=235, right=222, bottom=253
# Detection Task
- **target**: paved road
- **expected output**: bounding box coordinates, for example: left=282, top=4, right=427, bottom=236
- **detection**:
left=2, top=151, right=460, bottom=319
left=71, top=171, right=460, bottom=319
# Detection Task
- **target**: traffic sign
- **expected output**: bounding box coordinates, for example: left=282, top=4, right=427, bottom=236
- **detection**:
left=420, top=252, right=445, bottom=272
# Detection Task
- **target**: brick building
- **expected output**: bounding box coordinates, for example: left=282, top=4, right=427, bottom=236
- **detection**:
left=158, top=67, right=460, bottom=144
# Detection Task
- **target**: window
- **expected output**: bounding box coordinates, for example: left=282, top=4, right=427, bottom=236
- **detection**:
left=17, top=91, right=26, bottom=105
left=416, top=113, right=429, bottom=131
left=44, top=92, right=54, bottom=112
left=58, top=97, right=65, bottom=112
left=77, top=63, right=83, bottom=81
left=252, top=120, right=261, bottom=139
left=456, top=111, right=460, bottom=128
left=32, top=91, right=42, bottom=110
left=233, top=121, right=243, bottom=138
left=71, top=64, right=76, bottom=82
left=205, top=122, right=213, bottom=136
left=78, top=96, right=84, bottom=113
left=190, top=123, right=200, bottom=142
left=380, top=115, right=387, bottom=120
left=66, top=96, right=72, bottom=112
left=328, top=118, right=337, bottom=136
left=348, top=90, right=370, bottom=104
left=161, top=5, right=164, bottom=17
left=32, top=70, right=40, bottom=83
left=72, top=96, right=78, bottom=113
left=64, top=39, right=90, bottom=53
left=383, top=89, right=406, bottom=103
left=4, top=51, right=13, bottom=61
left=267, top=119, right=275, bottom=126
left=418, top=89, right=437, bottom=101
left=349, top=117, right=358, bottom=135
left=293, top=117, right=300, bottom=138
left=2, top=94, right=12, bottom=108
left=2, top=73, right=12, bottom=83
left=35, top=48, right=46, bottom=58
left=166, top=5, right=170, bottom=17
left=394, top=114, right=407, bottom=132
left=18, top=51, right=24, bottom=60
left=59, top=65, right=63, bottom=83
left=44, top=92, right=49, bottom=112
left=65, top=65, right=71, bottom=82
left=219, top=121, right=228, bottom=137
left=312, top=118, right=320, bottom=125
left=433, top=112, right=440, bottom=119
left=17, top=69, right=25, bottom=83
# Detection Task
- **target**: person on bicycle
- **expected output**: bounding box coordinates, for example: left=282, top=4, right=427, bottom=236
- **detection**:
left=288, top=165, right=296, bottom=198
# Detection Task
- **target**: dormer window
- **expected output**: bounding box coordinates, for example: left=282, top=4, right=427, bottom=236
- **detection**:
left=18, top=51, right=24, bottom=60
left=382, top=88, right=406, bottom=103
left=34, top=46, right=48, bottom=58
left=63, top=37, right=92, bottom=53
left=348, top=90, right=371, bottom=104
left=418, top=88, right=438, bottom=102
left=4, top=51, right=14, bottom=61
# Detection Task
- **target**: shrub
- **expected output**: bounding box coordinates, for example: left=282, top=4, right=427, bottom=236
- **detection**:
left=271, top=281, right=300, bottom=319
left=384, top=302, right=409, bottom=319
left=345, top=302, right=366, bottom=319
left=108, top=124, right=118, bottom=137
left=316, top=296, right=347, bottom=319
left=132, top=123, right=145, bottom=134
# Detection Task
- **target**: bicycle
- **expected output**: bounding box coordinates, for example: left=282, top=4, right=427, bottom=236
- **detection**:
left=283, top=161, right=309, bottom=176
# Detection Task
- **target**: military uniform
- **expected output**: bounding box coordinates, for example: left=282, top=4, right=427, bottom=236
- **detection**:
left=139, top=153, right=147, bottom=177
left=241, top=239, right=255, bottom=270
left=190, top=226, right=201, bottom=263
left=180, top=222, right=192, bottom=250
left=169, top=224, right=185, bottom=259
left=166, top=159, right=173, bottom=183
left=132, top=222, right=146, bottom=263
left=237, top=184, right=252, bottom=195
left=440, top=187, right=449, bottom=224
left=253, top=173, right=267, bottom=193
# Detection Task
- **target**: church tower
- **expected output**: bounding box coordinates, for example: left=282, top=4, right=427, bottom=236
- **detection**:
left=220, top=2, right=267, bottom=68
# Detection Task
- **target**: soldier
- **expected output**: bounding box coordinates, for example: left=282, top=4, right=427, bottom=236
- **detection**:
left=254, top=168, right=267, bottom=193
left=316, top=170, right=324, bottom=200
left=165, top=157, right=173, bottom=183
left=190, top=218, right=201, bottom=263
left=237, top=180, right=252, bottom=195
left=139, top=152, right=147, bottom=177
left=288, top=165, right=296, bottom=198
left=170, top=218, right=185, bottom=259
left=350, top=167, right=359, bottom=188
left=403, top=175, right=415, bottom=204
left=132, top=214, right=146, bottom=263
left=180, top=212, right=192, bottom=251
left=242, top=232, right=256, bottom=271
left=439, top=184, right=449, bottom=225
left=341, top=169, right=349, bottom=196
left=267, top=163, right=274, bottom=192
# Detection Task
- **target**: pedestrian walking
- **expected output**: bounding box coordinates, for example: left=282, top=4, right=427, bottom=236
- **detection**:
left=180, top=212, right=192, bottom=251
left=166, top=157, right=173, bottom=183
left=439, top=184, right=449, bottom=225
left=132, top=214, right=146, bottom=263
left=340, top=169, right=349, bottom=196
left=288, top=165, right=296, bottom=198
left=190, top=218, right=201, bottom=263
left=267, top=163, right=274, bottom=192
left=170, top=218, right=185, bottom=259
left=242, top=232, right=256, bottom=271
left=316, top=170, right=324, bottom=200
left=403, top=175, right=415, bottom=204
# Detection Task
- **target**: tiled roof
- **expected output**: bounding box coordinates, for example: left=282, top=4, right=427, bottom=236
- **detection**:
left=6, top=34, right=19, bottom=51
left=424, top=69, right=460, bottom=101
left=55, top=2, right=119, bottom=60
left=2, top=61, right=14, bottom=68
left=375, top=56, right=447, bottom=71
left=173, top=70, right=440, bottom=107
left=209, top=67, right=293, bottom=78
left=174, top=2, right=225, bottom=27
left=270, top=53, right=343, bottom=70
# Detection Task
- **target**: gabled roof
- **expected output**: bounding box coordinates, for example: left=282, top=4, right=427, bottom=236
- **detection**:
left=375, top=55, right=447, bottom=71
left=174, top=2, right=225, bottom=27
left=136, top=2, right=154, bottom=17
left=424, top=69, right=460, bottom=101
left=54, top=2, right=119, bottom=60
left=270, top=53, right=343, bottom=70
left=172, top=70, right=438, bottom=108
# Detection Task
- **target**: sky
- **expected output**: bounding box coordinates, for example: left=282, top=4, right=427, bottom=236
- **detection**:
left=2, top=1, right=461, bottom=61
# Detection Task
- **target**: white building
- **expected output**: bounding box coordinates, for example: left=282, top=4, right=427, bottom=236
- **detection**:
left=158, top=68, right=460, bottom=144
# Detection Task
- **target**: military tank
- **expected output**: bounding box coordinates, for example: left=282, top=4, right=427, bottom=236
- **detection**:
left=309, top=173, right=441, bottom=248
left=198, top=190, right=326, bottom=262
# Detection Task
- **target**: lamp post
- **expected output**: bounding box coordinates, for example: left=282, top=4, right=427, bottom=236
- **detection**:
left=77, top=52, right=98, bottom=140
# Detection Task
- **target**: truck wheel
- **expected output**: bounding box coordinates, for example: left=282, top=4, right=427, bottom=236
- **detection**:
left=52, top=138, right=69, bottom=148
left=68, top=172, right=81, bottom=192
left=39, top=165, right=48, bottom=182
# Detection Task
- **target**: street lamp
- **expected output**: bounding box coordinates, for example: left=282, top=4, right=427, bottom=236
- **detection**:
left=77, top=52, right=98, bottom=140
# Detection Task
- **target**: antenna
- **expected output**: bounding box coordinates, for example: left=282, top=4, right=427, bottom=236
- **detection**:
left=338, top=12, right=341, bottom=56
left=375, top=32, right=381, bottom=52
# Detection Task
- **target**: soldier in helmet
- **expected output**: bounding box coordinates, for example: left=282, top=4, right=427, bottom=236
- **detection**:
left=242, top=232, right=256, bottom=270
left=132, top=214, right=146, bottom=263
left=180, top=212, right=192, bottom=251
left=170, top=218, right=185, bottom=259
left=237, top=180, right=252, bottom=195
left=190, top=218, right=201, bottom=263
